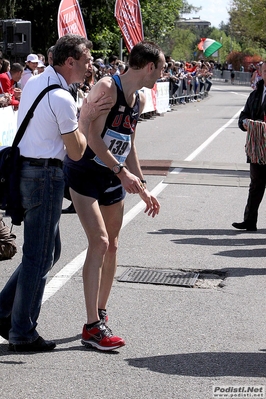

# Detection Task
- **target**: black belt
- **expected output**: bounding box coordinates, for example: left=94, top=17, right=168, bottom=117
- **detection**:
left=21, top=157, right=63, bottom=168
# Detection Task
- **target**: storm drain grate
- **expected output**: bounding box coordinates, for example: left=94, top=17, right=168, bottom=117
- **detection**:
left=117, top=268, right=199, bottom=287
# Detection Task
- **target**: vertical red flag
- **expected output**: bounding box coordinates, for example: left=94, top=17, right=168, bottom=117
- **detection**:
left=57, top=0, right=87, bottom=38
left=114, top=0, right=144, bottom=52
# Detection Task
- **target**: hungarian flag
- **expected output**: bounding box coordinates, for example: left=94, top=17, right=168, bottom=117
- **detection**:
left=58, top=0, right=87, bottom=38
left=197, top=38, right=222, bottom=57
left=114, top=0, right=144, bottom=52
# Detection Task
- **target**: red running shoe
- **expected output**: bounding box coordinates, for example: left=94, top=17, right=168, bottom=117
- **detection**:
left=81, top=322, right=125, bottom=351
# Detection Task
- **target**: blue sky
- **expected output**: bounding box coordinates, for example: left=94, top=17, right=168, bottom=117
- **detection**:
left=182, top=0, right=231, bottom=28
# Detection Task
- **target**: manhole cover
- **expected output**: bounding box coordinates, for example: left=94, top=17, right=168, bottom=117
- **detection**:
left=117, top=268, right=199, bottom=287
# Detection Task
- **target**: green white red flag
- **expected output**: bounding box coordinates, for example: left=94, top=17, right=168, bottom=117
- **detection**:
left=197, top=38, right=222, bottom=57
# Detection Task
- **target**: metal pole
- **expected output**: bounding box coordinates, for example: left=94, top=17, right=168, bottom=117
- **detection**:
left=119, top=37, right=123, bottom=60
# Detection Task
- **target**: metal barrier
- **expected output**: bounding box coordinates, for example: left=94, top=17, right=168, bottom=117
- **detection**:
left=212, top=69, right=251, bottom=85
left=166, top=70, right=251, bottom=108
left=167, top=76, right=210, bottom=106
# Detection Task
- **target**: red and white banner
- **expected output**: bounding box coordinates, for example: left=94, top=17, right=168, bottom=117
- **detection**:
left=114, top=0, right=144, bottom=52
left=57, top=0, right=87, bottom=38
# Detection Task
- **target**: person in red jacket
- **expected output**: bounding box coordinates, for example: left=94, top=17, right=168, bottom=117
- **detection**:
left=0, top=63, right=23, bottom=109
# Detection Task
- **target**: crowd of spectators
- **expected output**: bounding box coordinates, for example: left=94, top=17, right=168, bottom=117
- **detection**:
left=3, top=45, right=263, bottom=113
left=0, top=49, right=129, bottom=110
left=0, top=47, right=215, bottom=111
left=159, top=56, right=214, bottom=103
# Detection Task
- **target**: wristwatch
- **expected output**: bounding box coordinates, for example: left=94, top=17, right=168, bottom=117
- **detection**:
left=112, top=163, right=124, bottom=174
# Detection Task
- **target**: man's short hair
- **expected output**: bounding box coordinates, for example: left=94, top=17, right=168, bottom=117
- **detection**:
left=11, top=63, right=24, bottom=73
left=129, top=41, right=163, bottom=70
left=47, top=45, right=54, bottom=56
left=53, top=34, right=93, bottom=66
left=109, top=55, right=118, bottom=64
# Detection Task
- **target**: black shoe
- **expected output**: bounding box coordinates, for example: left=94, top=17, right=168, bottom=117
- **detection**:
left=232, top=221, right=257, bottom=231
left=0, top=315, right=11, bottom=340
left=8, top=336, right=56, bottom=352
left=62, top=203, right=76, bottom=214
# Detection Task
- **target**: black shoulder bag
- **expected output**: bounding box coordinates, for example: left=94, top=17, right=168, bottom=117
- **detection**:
left=0, top=84, right=61, bottom=226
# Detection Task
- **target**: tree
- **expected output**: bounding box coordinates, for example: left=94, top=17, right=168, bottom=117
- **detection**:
left=169, top=28, right=196, bottom=61
left=0, top=0, right=16, bottom=19
left=229, top=0, right=266, bottom=47
left=137, top=0, right=183, bottom=42
left=179, top=0, right=201, bottom=15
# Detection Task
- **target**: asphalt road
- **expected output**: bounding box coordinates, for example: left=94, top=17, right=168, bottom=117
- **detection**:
left=1, top=82, right=266, bottom=399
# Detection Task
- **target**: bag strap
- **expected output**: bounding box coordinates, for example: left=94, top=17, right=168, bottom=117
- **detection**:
left=12, top=84, right=61, bottom=148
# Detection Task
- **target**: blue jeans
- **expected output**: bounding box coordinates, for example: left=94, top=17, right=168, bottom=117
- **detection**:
left=0, top=162, right=64, bottom=344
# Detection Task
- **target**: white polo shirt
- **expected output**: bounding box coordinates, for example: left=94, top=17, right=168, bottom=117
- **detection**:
left=18, top=66, right=78, bottom=161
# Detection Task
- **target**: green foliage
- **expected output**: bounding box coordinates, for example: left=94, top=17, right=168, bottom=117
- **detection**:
left=208, top=28, right=241, bottom=63
left=229, top=0, right=266, bottom=48
left=160, top=28, right=196, bottom=60
left=180, top=0, right=201, bottom=14
left=140, top=0, right=182, bottom=41
left=0, top=0, right=16, bottom=19
left=80, top=0, right=121, bottom=55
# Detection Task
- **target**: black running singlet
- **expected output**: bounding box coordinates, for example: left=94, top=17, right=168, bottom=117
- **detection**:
left=92, top=75, right=141, bottom=167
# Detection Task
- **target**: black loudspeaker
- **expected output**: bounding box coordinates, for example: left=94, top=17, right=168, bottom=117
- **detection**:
left=0, top=19, right=31, bottom=57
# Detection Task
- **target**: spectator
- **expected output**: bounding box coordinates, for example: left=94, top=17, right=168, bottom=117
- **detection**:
left=0, top=51, right=3, bottom=72
left=231, top=69, right=235, bottom=84
left=0, top=59, right=10, bottom=74
left=108, top=55, right=120, bottom=75
left=250, top=62, right=263, bottom=90
left=198, top=62, right=212, bottom=94
left=20, top=54, right=38, bottom=89
left=0, top=63, right=23, bottom=109
left=93, top=61, right=105, bottom=80
left=47, top=46, right=54, bottom=66
left=0, top=34, right=113, bottom=352
left=0, top=93, right=11, bottom=108
left=82, top=64, right=97, bottom=91
left=165, top=61, right=180, bottom=99
left=37, top=60, right=46, bottom=74
left=108, top=54, right=118, bottom=67
left=37, top=53, right=46, bottom=63
left=0, top=215, right=17, bottom=261
left=109, top=64, right=119, bottom=76
left=118, top=62, right=126, bottom=75
left=204, top=62, right=213, bottom=93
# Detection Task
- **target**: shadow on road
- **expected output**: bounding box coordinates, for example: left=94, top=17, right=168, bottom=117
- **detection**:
left=126, top=352, right=266, bottom=377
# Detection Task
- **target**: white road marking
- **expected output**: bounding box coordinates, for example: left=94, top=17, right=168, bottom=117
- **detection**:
left=0, top=105, right=244, bottom=343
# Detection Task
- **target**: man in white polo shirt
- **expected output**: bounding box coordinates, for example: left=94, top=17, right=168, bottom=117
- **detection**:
left=0, top=34, right=113, bottom=352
